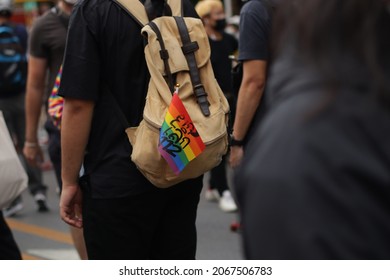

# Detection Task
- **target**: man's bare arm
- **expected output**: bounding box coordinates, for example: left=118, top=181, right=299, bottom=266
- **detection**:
left=24, top=56, right=47, bottom=164
left=232, top=59, right=267, bottom=141
left=229, top=59, right=267, bottom=168
left=61, top=97, right=94, bottom=186
left=60, top=97, right=94, bottom=228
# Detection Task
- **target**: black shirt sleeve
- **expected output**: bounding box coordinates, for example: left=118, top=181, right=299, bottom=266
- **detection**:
left=238, top=0, right=271, bottom=61
left=59, top=0, right=100, bottom=101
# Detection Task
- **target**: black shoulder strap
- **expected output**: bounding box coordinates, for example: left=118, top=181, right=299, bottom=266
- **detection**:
left=174, top=16, right=210, bottom=117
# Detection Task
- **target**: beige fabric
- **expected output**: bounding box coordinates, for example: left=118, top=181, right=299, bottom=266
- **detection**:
left=117, top=0, right=230, bottom=188
left=0, top=111, right=28, bottom=208
left=115, top=0, right=181, bottom=25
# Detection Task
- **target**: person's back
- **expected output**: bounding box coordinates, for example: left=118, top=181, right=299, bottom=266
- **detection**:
left=235, top=0, right=390, bottom=259
left=59, top=0, right=204, bottom=259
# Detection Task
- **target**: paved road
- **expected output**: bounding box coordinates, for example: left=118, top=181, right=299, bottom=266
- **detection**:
left=5, top=160, right=243, bottom=260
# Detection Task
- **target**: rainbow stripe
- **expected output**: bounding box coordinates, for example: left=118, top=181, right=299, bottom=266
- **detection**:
left=158, top=93, right=205, bottom=174
left=47, top=66, right=64, bottom=129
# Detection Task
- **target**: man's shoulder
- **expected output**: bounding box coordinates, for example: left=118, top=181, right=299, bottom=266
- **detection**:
left=31, top=10, right=57, bottom=31
left=241, top=0, right=270, bottom=17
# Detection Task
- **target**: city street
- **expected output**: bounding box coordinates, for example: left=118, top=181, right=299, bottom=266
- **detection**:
left=5, top=156, right=243, bottom=260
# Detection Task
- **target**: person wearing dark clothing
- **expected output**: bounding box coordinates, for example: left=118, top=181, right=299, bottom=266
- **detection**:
left=0, top=211, right=21, bottom=260
left=236, top=0, right=390, bottom=259
left=23, top=0, right=87, bottom=259
left=229, top=0, right=274, bottom=168
left=195, top=0, right=238, bottom=212
left=59, top=0, right=203, bottom=259
left=0, top=0, right=48, bottom=217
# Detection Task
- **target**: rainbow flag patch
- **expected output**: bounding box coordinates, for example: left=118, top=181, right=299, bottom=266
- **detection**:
left=158, top=92, right=205, bottom=174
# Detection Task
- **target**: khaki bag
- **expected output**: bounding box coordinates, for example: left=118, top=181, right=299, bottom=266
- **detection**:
left=114, top=0, right=230, bottom=188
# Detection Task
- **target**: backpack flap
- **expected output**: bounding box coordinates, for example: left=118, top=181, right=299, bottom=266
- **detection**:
left=142, top=17, right=210, bottom=80
left=141, top=16, right=229, bottom=143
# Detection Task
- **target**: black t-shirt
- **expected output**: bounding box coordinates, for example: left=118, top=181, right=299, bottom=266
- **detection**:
left=59, top=0, right=202, bottom=198
left=209, top=32, right=237, bottom=93
left=29, top=7, right=69, bottom=99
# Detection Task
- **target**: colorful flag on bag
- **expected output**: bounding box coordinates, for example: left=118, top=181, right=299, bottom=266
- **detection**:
left=158, top=88, right=205, bottom=174
left=47, top=65, right=64, bottom=129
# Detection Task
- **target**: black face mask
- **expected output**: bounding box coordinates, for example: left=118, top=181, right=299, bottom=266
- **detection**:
left=213, top=18, right=227, bottom=32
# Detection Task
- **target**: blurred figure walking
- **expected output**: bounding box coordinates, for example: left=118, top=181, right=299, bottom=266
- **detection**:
left=0, top=0, right=49, bottom=217
left=23, top=0, right=87, bottom=260
left=236, top=0, right=390, bottom=259
left=195, top=0, right=238, bottom=212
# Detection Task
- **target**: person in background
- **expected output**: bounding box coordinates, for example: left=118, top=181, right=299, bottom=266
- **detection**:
left=236, top=0, right=390, bottom=259
left=0, top=0, right=49, bottom=217
left=23, top=0, right=87, bottom=260
left=195, top=0, right=238, bottom=212
left=229, top=0, right=275, bottom=168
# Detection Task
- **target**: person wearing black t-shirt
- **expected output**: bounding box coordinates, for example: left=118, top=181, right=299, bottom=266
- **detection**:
left=195, top=0, right=238, bottom=213
left=59, top=0, right=203, bottom=259
left=229, top=0, right=274, bottom=168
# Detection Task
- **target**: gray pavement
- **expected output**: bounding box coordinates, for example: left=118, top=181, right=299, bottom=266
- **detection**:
left=6, top=159, right=243, bottom=260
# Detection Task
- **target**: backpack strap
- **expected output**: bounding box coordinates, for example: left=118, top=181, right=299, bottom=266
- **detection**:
left=114, top=0, right=182, bottom=26
left=166, top=0, right=182, bottom=18
left=114, top=0, right=149, bottom=26
left=174, top=16, right=211, bottom=117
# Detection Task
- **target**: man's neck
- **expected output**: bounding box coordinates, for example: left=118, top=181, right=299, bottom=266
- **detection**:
left=58, top=1, right=73, bottom=15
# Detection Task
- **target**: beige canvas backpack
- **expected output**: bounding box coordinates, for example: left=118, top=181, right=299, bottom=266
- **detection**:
left=114, top=0, right=230, bottom=188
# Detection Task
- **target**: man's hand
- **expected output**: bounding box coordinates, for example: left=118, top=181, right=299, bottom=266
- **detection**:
left=229, top=146, right=244, bottom=168
left=23, top=145, right=44, bottom=167
left=60, top=184, right=83, bottom=228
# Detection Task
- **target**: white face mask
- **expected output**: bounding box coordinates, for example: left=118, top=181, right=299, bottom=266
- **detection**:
left=63, top=0, right=78, bottom=5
